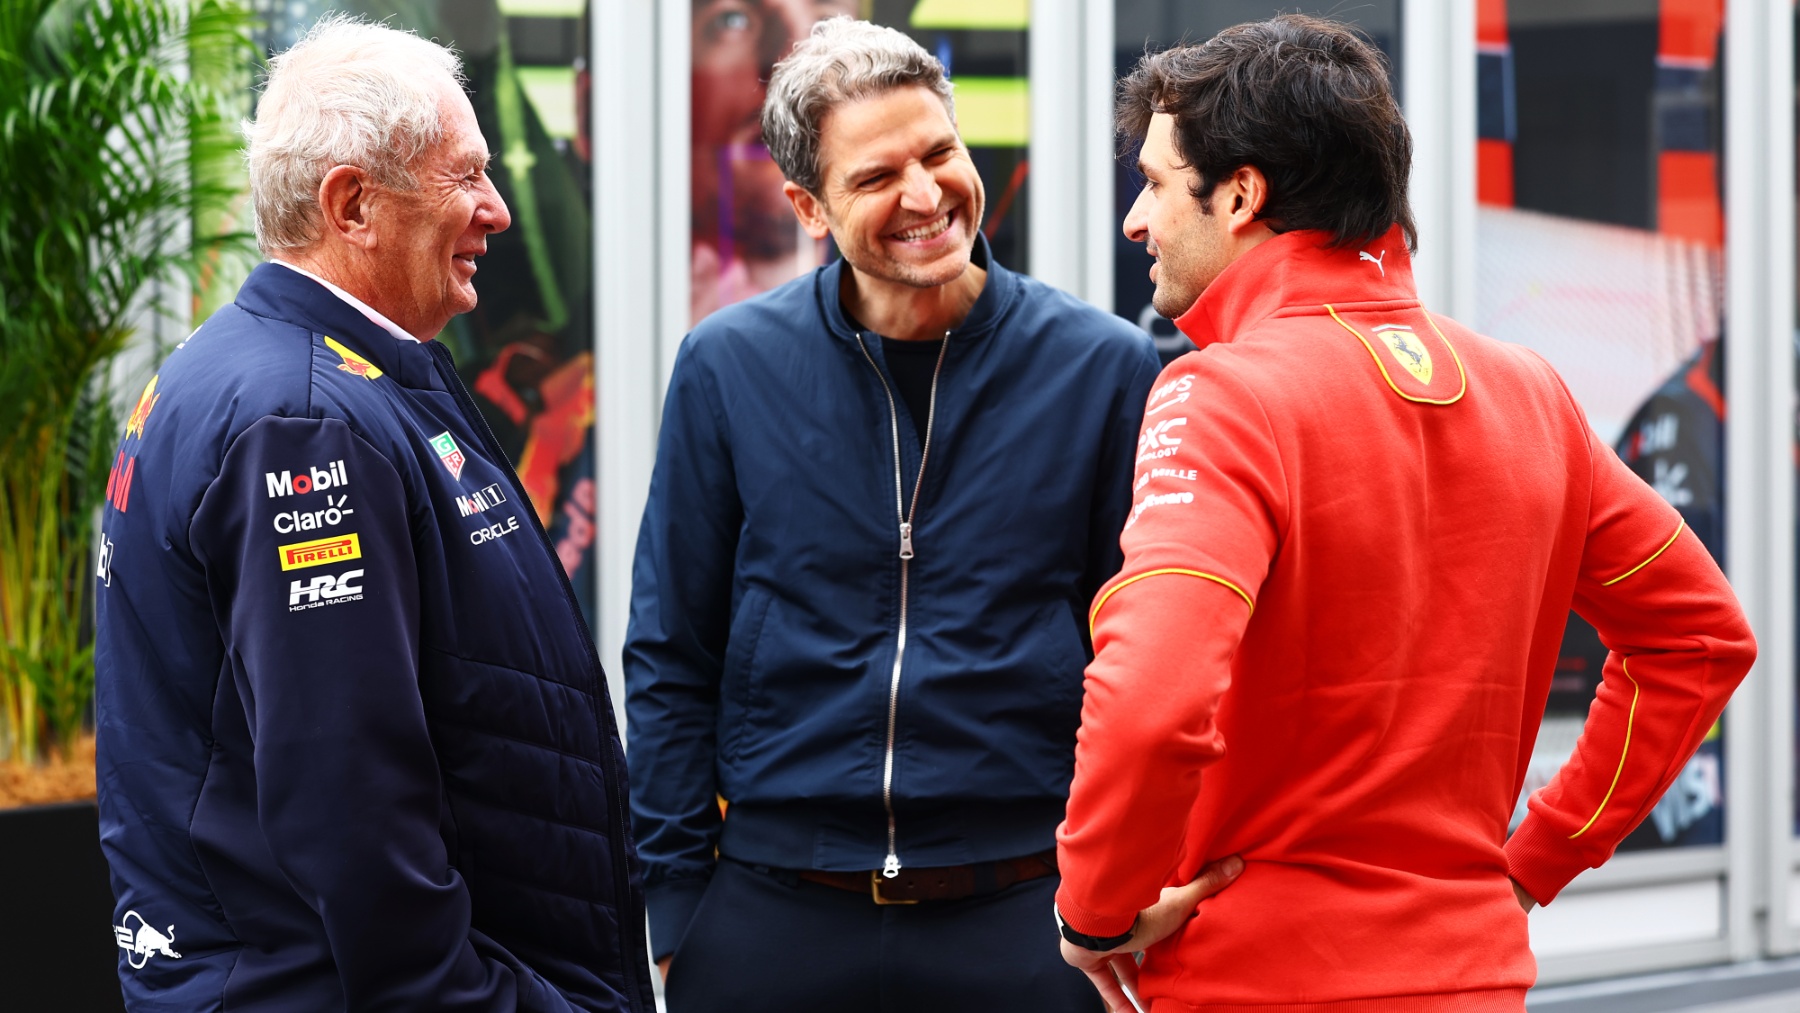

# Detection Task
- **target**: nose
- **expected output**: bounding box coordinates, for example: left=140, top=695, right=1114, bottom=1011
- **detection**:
left=898, top=162, right=941, bottom=216
left=1123, top=185, right=1151, bottom=244
left=477, top=175, right=512, bottom=235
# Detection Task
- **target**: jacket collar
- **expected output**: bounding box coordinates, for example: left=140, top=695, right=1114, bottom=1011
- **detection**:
left=269, top=260, right=419, bottom=344
left=233, top=261, right=445, bottom=389
left=1172, top=224, right=1417, bottom=349
left=818, top=232, right=1018, bottom=344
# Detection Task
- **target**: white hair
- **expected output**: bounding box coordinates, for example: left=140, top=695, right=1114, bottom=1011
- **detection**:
left=245, top=14, right=464, bottom=254
left=762, top=17, right=955, bottom=194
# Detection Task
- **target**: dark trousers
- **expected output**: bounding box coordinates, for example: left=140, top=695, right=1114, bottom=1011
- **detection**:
left=665, top=858, right=1104, bottom=1013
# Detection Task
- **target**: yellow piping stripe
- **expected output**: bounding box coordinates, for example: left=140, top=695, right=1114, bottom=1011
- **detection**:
left=1600, top=520, right=1685, bottom=587
left=1569, top=659, right=1641, bottom=839
left=1089, top=567, right=1253, bottom=635
left=1325, top=305, right=1468, bottom=406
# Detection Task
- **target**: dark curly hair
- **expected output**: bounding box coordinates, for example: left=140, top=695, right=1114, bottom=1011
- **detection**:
left=1119, top=14, right=1416, bottom=251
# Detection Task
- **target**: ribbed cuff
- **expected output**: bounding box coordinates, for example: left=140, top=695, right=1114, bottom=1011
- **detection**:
left=645, top=873, right=713, bottom=961
left=1503, top=815, right=1591, bottom=906
left=1053, top=881, right=1138, bottom=939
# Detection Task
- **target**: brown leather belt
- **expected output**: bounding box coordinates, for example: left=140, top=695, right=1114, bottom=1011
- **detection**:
left=797, top=850, right=1058, bottom=905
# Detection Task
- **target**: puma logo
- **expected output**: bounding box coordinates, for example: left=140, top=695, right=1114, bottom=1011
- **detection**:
left=1359, top=250, right=1386, bottom=276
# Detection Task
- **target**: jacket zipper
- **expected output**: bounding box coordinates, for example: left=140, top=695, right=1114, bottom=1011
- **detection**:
left=426, top=342, right=655, bottom=1012
left=854, top=330, right=951, bottom=878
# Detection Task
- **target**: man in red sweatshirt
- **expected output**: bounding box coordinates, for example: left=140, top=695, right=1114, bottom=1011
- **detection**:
left=1053, top=16, right=1756, bottom=1013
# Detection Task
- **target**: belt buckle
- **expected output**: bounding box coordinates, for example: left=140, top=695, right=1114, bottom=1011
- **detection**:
left=870, top=870, right=919, bottom=905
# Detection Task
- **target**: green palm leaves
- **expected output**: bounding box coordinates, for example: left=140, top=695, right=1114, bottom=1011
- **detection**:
left=0, top=0, right=254, bottom=764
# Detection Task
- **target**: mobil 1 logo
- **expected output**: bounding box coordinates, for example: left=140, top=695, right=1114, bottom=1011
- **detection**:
left=455, top=483, right=507, bottom=518
left=454, top=482, right=520, bottom=546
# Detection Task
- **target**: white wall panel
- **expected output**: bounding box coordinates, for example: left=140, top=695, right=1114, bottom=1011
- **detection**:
left=1531, top=879, right=1723, bottom=957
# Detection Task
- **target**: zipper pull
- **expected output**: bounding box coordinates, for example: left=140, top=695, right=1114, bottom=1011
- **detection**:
left=898, top=522, right=914, bottom=560
left=883, top=853, right=902, bottom=878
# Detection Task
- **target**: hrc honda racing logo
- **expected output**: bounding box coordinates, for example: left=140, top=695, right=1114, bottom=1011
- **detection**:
left=289, top=568, right=364, bottom=611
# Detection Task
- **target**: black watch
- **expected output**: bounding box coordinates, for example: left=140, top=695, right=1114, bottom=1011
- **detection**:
left=1055, top=906, right=1138, bottom=951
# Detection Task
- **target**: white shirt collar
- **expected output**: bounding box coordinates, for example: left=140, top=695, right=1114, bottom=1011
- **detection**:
left=271, top=260, right=420, bottom=344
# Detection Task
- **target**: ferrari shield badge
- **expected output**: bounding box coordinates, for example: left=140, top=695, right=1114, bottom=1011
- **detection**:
left=1326, top=303, right=1465, bottom=406
left=1375, top=326, right=1432, bottom=384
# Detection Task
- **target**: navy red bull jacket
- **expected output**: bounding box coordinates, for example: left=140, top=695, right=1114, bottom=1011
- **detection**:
left=624, top=238, right=1161, bottom=958
left=93, top=263, right=654, bottom=1012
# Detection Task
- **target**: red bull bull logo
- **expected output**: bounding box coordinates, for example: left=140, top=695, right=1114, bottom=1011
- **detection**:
left=114, top=911, right=181, bottom=969
left=124, top=375, right=160, bottom=439
left=324, top=336, right=383, bottom=380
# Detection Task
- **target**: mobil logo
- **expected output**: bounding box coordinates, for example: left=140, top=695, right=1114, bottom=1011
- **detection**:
left=265, top=460, right=349, bottom=498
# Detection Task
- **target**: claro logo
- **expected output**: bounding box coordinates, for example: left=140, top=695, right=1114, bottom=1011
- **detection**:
left=265, top=460, right=348, bottom=498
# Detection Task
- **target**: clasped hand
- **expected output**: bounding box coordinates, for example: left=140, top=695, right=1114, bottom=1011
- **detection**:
left=1059, top=856, right=1245, bottom=1013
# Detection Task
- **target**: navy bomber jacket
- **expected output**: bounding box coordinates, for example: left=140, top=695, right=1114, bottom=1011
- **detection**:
left=625, top=239, right=1161, bottom=958
left=94, top=263, right=654, bottom=1013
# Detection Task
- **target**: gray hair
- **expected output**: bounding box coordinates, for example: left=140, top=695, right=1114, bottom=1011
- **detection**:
left=244, top=14, right=464, bottom=254
left=761, top=17, right=956, bottom=195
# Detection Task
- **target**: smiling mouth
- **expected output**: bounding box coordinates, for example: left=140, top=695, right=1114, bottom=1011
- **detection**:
left=893, top=209, right=955, bottom=243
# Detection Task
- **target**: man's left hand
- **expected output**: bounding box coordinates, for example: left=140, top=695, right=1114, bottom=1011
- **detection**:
left=1060, top=855, right=1245, bottom=1012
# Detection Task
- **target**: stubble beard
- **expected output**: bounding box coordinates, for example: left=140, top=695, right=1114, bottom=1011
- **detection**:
left=834, top=195, right=980, bottom=292
left=848, top=229, right=972, bottom=291
left=1151, top=263, right=1198, bottom=320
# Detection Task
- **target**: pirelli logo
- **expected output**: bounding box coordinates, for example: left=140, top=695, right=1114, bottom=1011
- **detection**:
left=278, top=533, right=362, bottom=571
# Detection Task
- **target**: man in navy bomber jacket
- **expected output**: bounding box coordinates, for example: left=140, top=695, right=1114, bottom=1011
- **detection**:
left=625, top=18, right=1160, bottom=1013
left=94, top=18, right=652, bottom=1012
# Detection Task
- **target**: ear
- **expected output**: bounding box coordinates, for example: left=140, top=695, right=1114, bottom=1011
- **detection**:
left=317, top=164, right=378, bottom=250
left=1216, top=165, right=1271, bottom=236
left=783, top=180, right=833, bottom=241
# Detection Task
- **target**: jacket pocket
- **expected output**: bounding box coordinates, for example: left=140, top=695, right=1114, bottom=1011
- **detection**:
left=1033, top=601, right=1094, bottom=745
left=719, top=587, right=774, bottom=764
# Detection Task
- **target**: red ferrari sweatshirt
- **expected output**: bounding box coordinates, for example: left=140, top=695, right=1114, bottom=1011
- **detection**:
left=1055, top=227, right=1754, bottom=1012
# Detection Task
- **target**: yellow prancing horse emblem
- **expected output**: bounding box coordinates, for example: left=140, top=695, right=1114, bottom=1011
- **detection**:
left=1375, top=327, right=1432, bottom=384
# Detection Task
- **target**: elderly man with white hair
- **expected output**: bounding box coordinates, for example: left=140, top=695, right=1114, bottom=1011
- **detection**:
left=92, top=16, right=654, bottom=1012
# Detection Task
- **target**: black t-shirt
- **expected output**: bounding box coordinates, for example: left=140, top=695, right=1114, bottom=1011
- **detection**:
left=879, top=337, right=945, bottom=444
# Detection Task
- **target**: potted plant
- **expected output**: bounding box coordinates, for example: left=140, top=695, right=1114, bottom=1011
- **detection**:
left=0, top=0, right=252, bottom=1002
